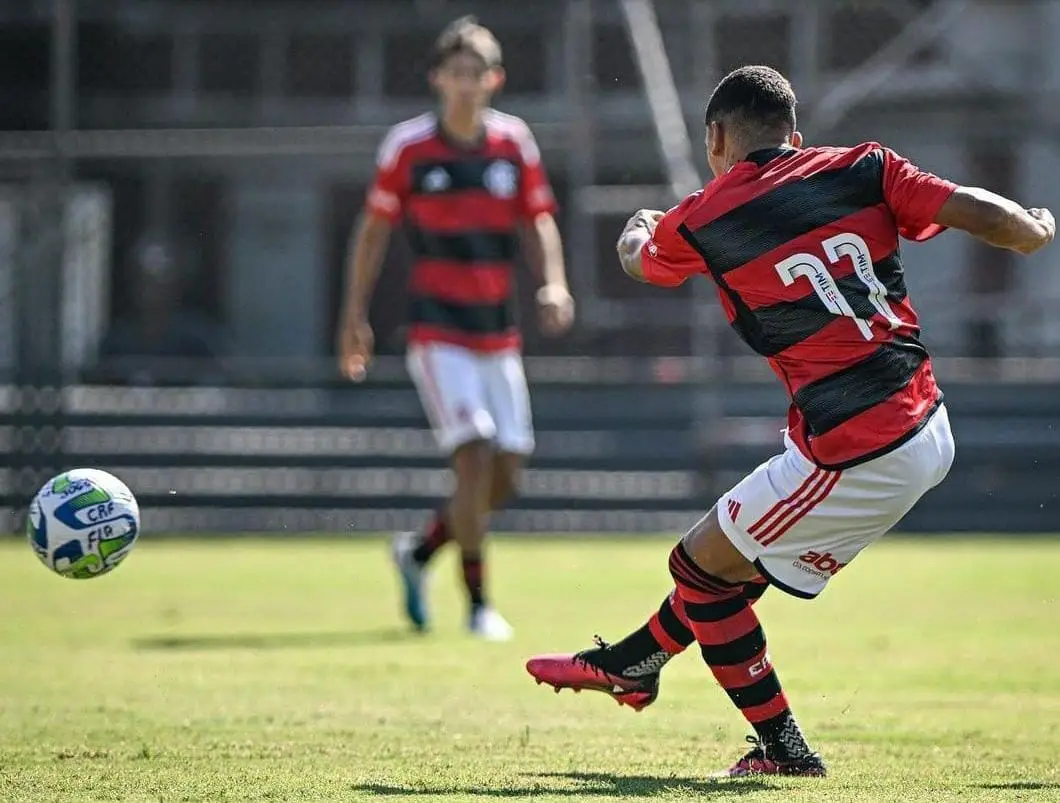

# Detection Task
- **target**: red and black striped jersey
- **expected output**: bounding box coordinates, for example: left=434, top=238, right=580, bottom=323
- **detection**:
left=366, top=110, right=558, bottom=352
left=642, top=143, right=958, bottom=468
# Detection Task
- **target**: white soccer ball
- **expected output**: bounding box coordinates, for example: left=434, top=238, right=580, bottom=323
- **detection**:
left=26, top=468, right=141, bottom=579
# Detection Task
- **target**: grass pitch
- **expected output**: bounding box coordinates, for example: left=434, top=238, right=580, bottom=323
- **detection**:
left=0, top=535, right=1057, bottom=802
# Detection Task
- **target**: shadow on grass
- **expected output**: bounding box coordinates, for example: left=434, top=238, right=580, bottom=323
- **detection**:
left=130, top=627, right=415, bottom=651
left=974, top=782, right=1060, bottom=791
left=353, top=771, right=774, bottom=798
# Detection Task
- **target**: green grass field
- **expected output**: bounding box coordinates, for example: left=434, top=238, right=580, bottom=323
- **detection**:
left=0, top=535, right=1058, bottom=802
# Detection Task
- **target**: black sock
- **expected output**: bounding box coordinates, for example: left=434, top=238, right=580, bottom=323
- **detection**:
left=411, top=511, right=450, bottom=565
left=461, top=552, right=485, bottom=609
left=595, top=593, right=694, bottom=678
left=754, top=711, right=813, bottom=761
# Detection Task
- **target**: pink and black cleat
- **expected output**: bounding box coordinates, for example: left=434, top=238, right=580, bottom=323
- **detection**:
left=714, top=737, right=828, bottom=778
left=525, top=636, right=660, bottom=712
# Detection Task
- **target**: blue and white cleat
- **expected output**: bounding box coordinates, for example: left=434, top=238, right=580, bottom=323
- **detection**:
left=391, top=531, right=429, bottom=631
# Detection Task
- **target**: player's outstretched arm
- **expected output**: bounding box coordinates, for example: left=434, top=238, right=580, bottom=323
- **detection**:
left=935, top=187, right=1055, bottom=255
left=337, top=211, right=392, bottom=381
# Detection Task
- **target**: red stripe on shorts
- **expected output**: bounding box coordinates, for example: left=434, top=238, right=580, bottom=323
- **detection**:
left=757, top=470, right=842, bottom=548
left=414, top=348, right=451, bottom=428
left=748, top=468, right=823, bottom=539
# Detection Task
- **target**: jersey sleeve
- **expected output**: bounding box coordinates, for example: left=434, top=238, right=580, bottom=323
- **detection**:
left=640, top=205, right=705, bottom=287
left=880, top=147, right=959, bottom=242
left=365, top=127, right=411, bottom=224
left=513, top=122, right=558, bottom=220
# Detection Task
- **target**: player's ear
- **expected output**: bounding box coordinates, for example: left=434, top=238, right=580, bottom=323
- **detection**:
left=428, top=68, right=441, bottom=92
left=791, top=130, right=804, bottom=148
left=486, top=66, right=506, bottom=93
left=707, top=121, right=725, bottom=158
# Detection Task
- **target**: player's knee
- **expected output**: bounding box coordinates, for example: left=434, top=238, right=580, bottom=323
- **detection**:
left=674, top=508, right=759, bottom=585
left=451, top=440, right=495, bottom=503
left=489, top=458, right=522, bottom=510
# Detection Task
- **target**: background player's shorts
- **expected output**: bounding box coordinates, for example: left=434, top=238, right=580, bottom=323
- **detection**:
left=718, top=404, right=954, bottom=599
left=406, top=342, right=535, bottom=456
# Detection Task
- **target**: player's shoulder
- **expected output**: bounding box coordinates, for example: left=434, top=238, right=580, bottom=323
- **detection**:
left=484, top=108, right=534, bottom=138
left=666, top=190, right=706, bottom=220
left=376, top=113, right=438, bottom=168
left=654, top=190, right=707, bottom=240
left=484, top=109, right=542, bottom=163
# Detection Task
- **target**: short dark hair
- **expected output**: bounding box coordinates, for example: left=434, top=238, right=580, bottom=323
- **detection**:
left=430, top=16, right=503, bottom=70
left=704, top=65, right=797, bottom=140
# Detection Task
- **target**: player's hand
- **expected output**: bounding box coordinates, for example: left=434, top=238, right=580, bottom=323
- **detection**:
left=337, top=318, right=374, bottom=382
left=621, top=209, right=665, bottom=239
left=536, top=283, right=574, bottom=337
left=1025, top=208, right=1056, bottom=253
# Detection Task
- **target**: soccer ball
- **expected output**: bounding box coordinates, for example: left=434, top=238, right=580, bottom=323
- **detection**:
left=26, top=468, right=140, bottom=579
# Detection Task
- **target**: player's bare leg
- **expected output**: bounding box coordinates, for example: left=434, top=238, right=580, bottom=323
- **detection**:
left=445, top=440, right=512, bottom=641
left=391, top=439, right=491, bottom=633
left=488, top=451, right=522, bottom=511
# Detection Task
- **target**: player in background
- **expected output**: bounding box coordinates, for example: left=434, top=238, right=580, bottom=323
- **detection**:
left=525, top=66, right=1054, bottom=775
left=337, top=17, right=574, bottom=641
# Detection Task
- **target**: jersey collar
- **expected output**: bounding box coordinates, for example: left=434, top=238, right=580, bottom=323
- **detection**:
left=743, top=146, right=798, bottom=167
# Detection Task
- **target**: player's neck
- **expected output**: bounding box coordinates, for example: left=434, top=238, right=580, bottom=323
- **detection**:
left=439, top=107, right=486, bottom=147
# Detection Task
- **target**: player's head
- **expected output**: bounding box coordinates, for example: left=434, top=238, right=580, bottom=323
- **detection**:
left=429, top=16, right=505, bottom=115
left=703, top=65, right=802, bottom=177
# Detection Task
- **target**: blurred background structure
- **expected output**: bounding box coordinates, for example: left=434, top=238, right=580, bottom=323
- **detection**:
left=3, top=0, right=1060, bottom=535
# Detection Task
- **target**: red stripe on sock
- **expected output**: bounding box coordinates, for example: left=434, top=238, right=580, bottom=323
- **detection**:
left=686, top=603, right=760, bottom=646
left=668, top=547, right=736, bottom=596
left=647, top=612, right=685, bottom=655
left=423, top=514, right=450, bottom=548
left=667, top=552, right=710, bottom=595
left=740, top=691, right=792, bottom=724
left=671, top=581, right=729, bottom=605
left=669, top=590, right=692, bottom=628
left=710, top=649, right=770, bottom=688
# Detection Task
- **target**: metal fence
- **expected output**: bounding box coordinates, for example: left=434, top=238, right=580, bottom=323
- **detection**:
left=4, top=0, right=1060, bottom=535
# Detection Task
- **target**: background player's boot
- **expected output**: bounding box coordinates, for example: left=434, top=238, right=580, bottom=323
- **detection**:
left=714, top=736, right=827, bottom=778
left=525, top=636, right=660, bottom=711
left=390, top=531, right=428, bottom=631
left=468, top=606, right=514, bottom=641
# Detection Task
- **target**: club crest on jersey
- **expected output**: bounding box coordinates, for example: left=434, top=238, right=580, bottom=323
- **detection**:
left=423, top=167, right=451, bottom=193
left=484, top=160, right=518, bottom=199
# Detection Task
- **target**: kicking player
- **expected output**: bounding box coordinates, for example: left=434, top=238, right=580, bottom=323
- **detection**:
left=525, top=66, right=1053, bottom=775
left=337, top=17, right=573, bottom=641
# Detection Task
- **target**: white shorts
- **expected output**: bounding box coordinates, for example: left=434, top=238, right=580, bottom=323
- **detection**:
left=718, top=404, right=955, bottom=599
left=406, top=342, right=534, bottom=456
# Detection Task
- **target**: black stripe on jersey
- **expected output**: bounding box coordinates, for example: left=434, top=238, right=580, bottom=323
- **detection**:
left=793, top=339, right=927, bottom=436
left=409, top=296, right=515, bottom=334
left=689, top=149, right=885, bottom=275
left=748, top=252, right=910, bottom=356
left=410, top=158, right=519, bottom=195
left=406, top=228, right=519, bottom=263
left=871, top=252, right=909, bottom=301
